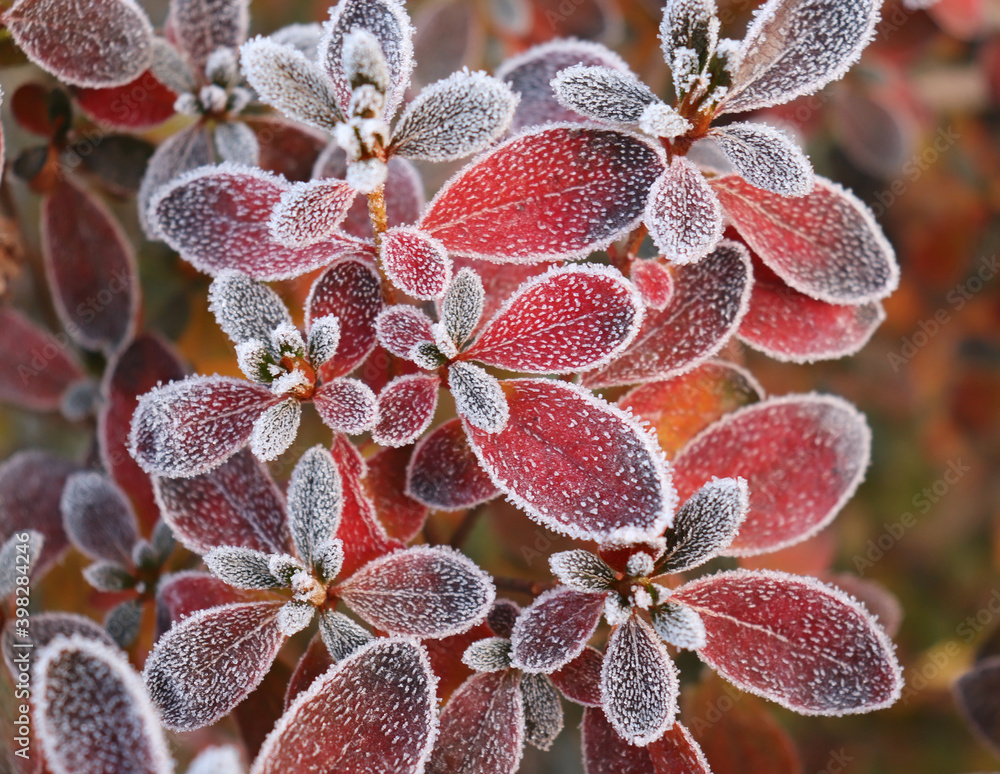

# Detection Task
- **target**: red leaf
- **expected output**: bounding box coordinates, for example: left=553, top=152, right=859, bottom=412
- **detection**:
left=42, top=177, right=138, bottom=352
left=154, top=448, right=292, bottom=555
left=166, top=0, right=248, bottom=73
left=99, top=334, right=186, bottom=531
left=551, top=646, right=603, bottom=707
left=284, top=633, right=333, bottom=711
left=644, top=157, right=723, bottom=264
left=375, top=305, right=435, bottom=359
left=151, top=164, right=367, bottom=280
left=131, top=376, right=279, bottom=478
left=672, top=394, right=870, bottom=556
left=248, top=116, right=328, bottom=183
left=423, top=618, right=493, bottom=701
left=251, top=639, right=437, bottom=774
left=5, top=0, right=153, bottom=88
left=418, top=126, right=664, bottom=263
left=618, top=360, right=763, bottom=459
left=711, top=175, right=898, bottom=304
left=373, top=374, right=440, bottom=448
left=647, top=723, right=712, bottom=774
left=364, top=446, right=429, bottom=542
left=155, top=571, right=250, bottom=637
left=381, top=227, right=452, bottom=300
left=427, top=671, right=524, bottom=774
left=581, top=707, right=656, bottom=774
left=337, top=545, right=494, bottom=638
left=306, top=254, right=384, bottom=379
left=463, top=265, right=643, bottom=374
left=631, top=259, right=675, bottom=310
left=144, top=601, right=286, bottom=731
left=510, top=586, right=607, bottom=672
left=673, top=570, right=902, bottom=715
left=73, top=70, right=177, bottom=129
left=582, top=241, right=752, bottom=388
left=0, top=307, right=84, bottom=412
left=312, top=378, right=377, bottom=435
left=406, top=418, right=500, bottom=511
left=34, top=637, right=172, bottom=774
left=269, top=178, right=356, bottom=248
left=334, top=454, right=404, bottom=578
left=465, top=379, right=674, bottom=542
left=955, top=655, right=1000, bottom=756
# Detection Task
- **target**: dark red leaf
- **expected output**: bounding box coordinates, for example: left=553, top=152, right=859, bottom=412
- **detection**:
left=73, top=70, right=177, bottom=129
left=510, top=586, right=607, bottom=672
left=583, top=241, right=752, bottom=388
left=284, top=633, right=333, bottom=711
left=155, top=571, right=251, bottom=637
left=234, top=657, right=293, bottom=760
left=251, top=639, right=437, bottom=774
left=418, top=126, right=664, bottom=263
left=581, top=707, right=656, bottom=774
left=551, top=646, right=603, bottom=707
left=334, top=452, right=404, bottom=578
left=363, top=446, right=429, bottom=542
left=0, top=307, right=84, bottom=411
left=166, top=0, right=248, bottom=73
left=673, top=570, right=902, bottom=715
left=372, top=374, right=440, bottom=448
left=672, top=395, right=870, bottom=556
left=406, top=418, right=499, bottom=511
left=11, top=83, right=53, bottom=136
left=247, top=116, right=329, bottom=183
left=423, top=618, right=493, bottom=701
left=955, top=655, right=1000, bottom=757
left=465, top=379, right=673, bottom=542
left=42, top=176, right=138, bottom=352
left=312, top=378, right=377, bottom=435
left=646, top=723, right=712, bottom=774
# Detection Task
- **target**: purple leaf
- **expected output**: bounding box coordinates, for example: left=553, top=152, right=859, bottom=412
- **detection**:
left=510, top=587, right=607, bottom=673
left=138, top=123, right=213, bottom=238
left=60, top=473, right=139, bottom=566
left=710, top=122, right=814, bottom=197
left=373, top=374, right=440, bottom=448
left=954, top=655, right=1000, bottom=757
left=406, top=418, right=499, bottom=511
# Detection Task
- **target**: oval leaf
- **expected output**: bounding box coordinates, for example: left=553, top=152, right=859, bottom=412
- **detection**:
left=381, top=227, right=452, bottom=300
left=406, top=418, right=499, bottom=511
left=644, top=157, right=723, bottom=265
left=0, top=307, right=84, bottom=412
left=510, top=586, right=607, bottom=673
left=372, top=374, right=440, bottom=448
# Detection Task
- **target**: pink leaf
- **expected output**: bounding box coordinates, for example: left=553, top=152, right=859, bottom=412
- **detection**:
left=644, top=157, right=723, bottom=264
left=60, top=473, right=138, bottom=566
left=337, top=545, right=495, bottom=637
left=130, top=375, right=279, bottom=478
left=381, top=227, right=453, bottom=300
left=154, top=448, right=291, bottom=555
left=463, top=265, right=643, bottom=374
left=99, top=335, right=186, bottom=530
left=376, top=305, right=435, bottom=359
left=712, top=174, right=898, bottom=304
left=427, top=671, right=524, bottom=774
left=73, top=70, right=177, bottom=129
left=269, top=179, right=356, bottom=248
left=313, top=378, right=377, bottom=435
left=550, top=646, right=603, bottom=707
left=672, top=570, right=903, bottom=714
left=363, top=446, right=428, bottom=542
left=5, top=0, right=153, bottom=88
left=155, top=571, right=250, bottom=636
left=34, top=636, right=172, bottom=774
left=166, top=0, right=248, bottom=73
left=138, top=123, right=213, bottom=238
left=582, top=241, right=752, bottom=388
left=373, top=374, right=440, bottom=447
left=0, top=308, right=84, bottom=412
left=581, top=707, right=657, bottom=774
left=143, top=601, right=286, bottom=731
left=418, top=126, right=664, bottom=263
left=672, top=394, right=871, bottom=556
left=631, top=259, right=674, bottom=310
left=465, top=379, right=674, bottom=542
left=151, top=164, right=367, bottom=280
left=406, top=418, right=499, bottom=511
left=251, top=639, right=436, bottom=774
left=510, top=586, right=607, bottom=673
left=306, top=254, right=384, bottom=379
left=42, top=177, right=138, bottom=352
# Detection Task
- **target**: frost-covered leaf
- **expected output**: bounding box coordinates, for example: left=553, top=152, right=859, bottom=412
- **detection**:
left=251, top=639, right=436, bottom=774
left=581, top=706, right=655, bottom=774
left=449, top=362, right=509, bottom=434
left=674, top=570, right=902, bottom=714
left=551, top=64, right=656, bottom=124
left=269, top=178, right=356, bottom=248
left=672, top=395, right=870, bottom=556
left=154, top=448, right=290, bottom=555
left=276, top=601, right=315, bottom=636
left=0, top=308, right=84, bottom=412
left=208, top=271, right=293, bottom=347
left=167, top=0, right=248, bottom=73
left=601, top=613, right=679, bottom=746
left=287, top=446, right=342, bottom=568
left=73, top=69, right=177, bottom=130
left=249, top=398, right=300, bottom=462
left=214, top=121, right=259, bottom=166
left=61, top=473, right=138, bottom=566
left=721, top=0, right=880, bottom=114
left=497, top=39, right=630, bottom=131
left=204, top=546, right=281, bottom=589
left=510, top=587, right=607, bottom=673
left=307, top=315, right=342, bottom=367
left=463, top=637, right=514, bottom=672
left=644, top=157, right=723, bottom=264
left=241, top=37, right=344, bottom=131
left=391, top=70, right=518, bottom=161
left=465, top=379, right=674, bottom=542
left=711, top=174, right=898, bottom=305
left=5, top=0, right=153, bottom=88
left=320, top=0, right=414, bottom=121
left=442, top=267, right=485, bottom=349
left=463, top=265, right=643, bottom=374
left=42, top=177, right=137, bottom=352
left=187, top=746, right=244, bottom=774
left=376, top=305, right=435, bottom=359
left=144, top=601, right=285, bottom=731
left=419, top=126, right=664, bottom=263
left=82, top=560, right=134, bottom=593
left=317, top=609, right=373, bottom=662
left=373, top=374, right=440, bottom=447
left=313, top=378, right=377, bottom=434
left=549, top=550, right=616, bottom=593
left=651, top=601, right=706, bottom=650
left=381, top=227, right=452, bottom=300
left=583, top=243, right=752, bottom=388
left=630, top=259, right=675, bottom=310
left=154, top=572, right=249, bottom=637
left=551, top=646, right=603, bottom=707
left=151, top=164, right=367, bottom=280
left=739, top=253, right=885, bottom=362
left=647, top=722, right=712, bottom=774
left=711, top=123, right=814, bottom=197
left=662, top=477, right=749, bottom=572
left=661, top=0, right=719, bottom=84
left=954, top=655, right=1000, bottom=757
left=306, top=255, right=384, bottom=379
left=521, top=672, right=564, bottom=750
left=131, top=376, right=278, bottom=478
left=138, top=123, right=214, bottom=238
left=0, top=531, right=43, bottom=600
left=337, top=545, right=495, bottom=637
left=406, top=419, right=499, bottom=511
left=427, top=671, right=524, bottom=774
left=34, top=636, right=172, bottom=774
left=364, top=447, right=429, bottom=541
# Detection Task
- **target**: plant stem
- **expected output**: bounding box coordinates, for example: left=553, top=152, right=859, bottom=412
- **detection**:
left=450, top=505, right=485, bottom=549
left=493, top=576, right=556, bottom=597
left=366, top=185, right=396, bottom=304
